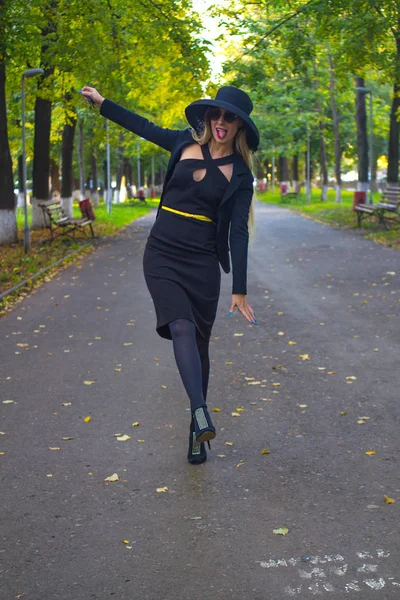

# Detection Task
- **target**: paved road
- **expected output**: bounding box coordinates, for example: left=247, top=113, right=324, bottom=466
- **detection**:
left=1, top=203, right=400, bottom=600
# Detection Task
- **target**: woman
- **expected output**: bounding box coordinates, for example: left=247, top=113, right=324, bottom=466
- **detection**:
left=81, top=85, right=259, bottom=465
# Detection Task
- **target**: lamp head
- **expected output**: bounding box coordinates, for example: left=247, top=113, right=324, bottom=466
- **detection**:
left=23, top=68, right=44, bottom=78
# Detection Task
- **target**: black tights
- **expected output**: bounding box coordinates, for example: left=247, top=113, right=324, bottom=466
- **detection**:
left=169, top=319, right=210, bottom=412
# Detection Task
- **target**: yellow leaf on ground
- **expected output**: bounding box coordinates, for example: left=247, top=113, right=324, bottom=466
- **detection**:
left=299, top=354, right=310, bottom=360
left=273, top=527, right=289, bottom=536
left=49, top=447, right=60, bottom=451
left=123, top=343, right=133, bottom=346
left=156, top=487, right=168, bottom=493
left=217, top=454, right=226, bottom=458
left=384, top=495, right=395, bottom=504
left=137, top=439, right=145, bottom=443
left=114, top=368, right=121, bottom=372
left=105, top=473, right=119, bottom=482
left=288, top=341, right=297, bottom=345
left=278, top=332, right=285, bottom=336
left=231, top=412, right=241, bottom=417
left=61, top=437, right=74, bottom=440
left=365, top=450, right=376, bottom=455
left=340, top=411, right=347, bottom=416
left=234, top=333, right=243, bottom=337
left=225, top=442, right=234, bottom=446
left=0, top=452, right=6, bottom=455
left=83, top=381, right=95, bottom=385
left=84, top=415, right=91, bottom=423
left=212, top=408, right=221, bottom=412
left=244, top=377, right=255, bottom=381
left=225, top=361, right=233, bottom=365
left=236, top=407, right=244, bottom=412
left=272, top=383, right=281, bottom=387
left=161, top=385, right=168, bottom=389
left=357, top=420, right=365, bottom=425
left=248, top=381, right=261, bottom=385
left=261, top=448, right=270, bottom=455
left=132, top=422, right=140, bottom=427
left=122, top=540, right=130, bottom=544
left=298, top=404, right=308, bottom=409
left=116, top=435, right=131, bottom=442
left=3, top=400, right=15, bottom=404
left=346, top=376, right=357, bottom=380
left=62, top=402, right=72, bottom=406
left=236, top=461, right=245, bottom=467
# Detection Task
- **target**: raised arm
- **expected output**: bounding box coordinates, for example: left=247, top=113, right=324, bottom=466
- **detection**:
left=81, top=86, right=182, bottom=152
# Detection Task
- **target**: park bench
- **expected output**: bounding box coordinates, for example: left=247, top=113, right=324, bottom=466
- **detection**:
left=355, top=184, right=400, bottom=228
left=281, top=181, right=304, bottom=200
left=39, top=200, right=95, bottom=240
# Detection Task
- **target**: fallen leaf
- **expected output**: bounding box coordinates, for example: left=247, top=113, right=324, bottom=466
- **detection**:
left=3, top=400, right=15, bottom=404
left=0, top=452, right=6, bottom=455
left=231, top=412, right=241, bottom=417
left=114, top=368, right=121, bottom=372
left=122, top=540, right=130, bottom=544
left=298, top=404, right=308, bottom=408
left=288, top=341, right=297, bottom=345
left=261, top=448, right=270, bottom=455
left=236, top=407, right=244, bottom=412
left=61, top=437, right=74, bottom=441
left=384, top=495, right=395, bottom=504
left=212, top=407, right=221, bottom=412
left=299, top=354, right=310, bottom=360
left=365, top=451, right=376, bottom=455
left=105, top=473, right=119, bottom=482
left=244, top=377, right=255, bottom=381
left=48, top=447, right=60, bottom=451
left=156, top=487, right=168, bottom=493
left=236, top=461, right=245, bottom=467
left=357, top=420, right=365, bottom=425
left=225, top=442, right=234, bottom=446
left=116, top=435, right=131, bottom=441
left=340, top=411, right=347, bottom=416
left=161, top=385, right=168, bottom=389
left=137, top=439, right=145, bottom=443
left=83, top=381, right=95, bottom=385
left=248, top=381, right=261, bottom=385
left=272, top=383, right=281, bottom=387
left=84, top=415, right=91, bottom=423
left=234, top=333, right=243, bottom=337
left=278, top=332, right=285, bottom=336
left=123, top=343, right=133, bottom=346
left=62, top=402, right=72, bottom=407
left=217, top=454, right=226, bottom=458
left=132, top=422, right=140, bottom=427
left=273, top=527, right=289, bottom=536
left=225, top=361, right=233, bottom=365
left=346, top=376, right=357, bottom=381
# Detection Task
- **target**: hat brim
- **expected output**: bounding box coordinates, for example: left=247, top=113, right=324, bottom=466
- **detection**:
left=185, top=99, right=259, bottom=151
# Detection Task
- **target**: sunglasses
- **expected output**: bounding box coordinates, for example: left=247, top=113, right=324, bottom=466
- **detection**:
left=207, top=107, right=239, bottom=124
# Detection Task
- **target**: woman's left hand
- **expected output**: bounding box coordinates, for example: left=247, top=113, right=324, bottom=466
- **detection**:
left=228, top=294, right=257, bottom=324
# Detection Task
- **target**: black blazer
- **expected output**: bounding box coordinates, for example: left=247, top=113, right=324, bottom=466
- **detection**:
left=100, top=99, right=254, bottom=295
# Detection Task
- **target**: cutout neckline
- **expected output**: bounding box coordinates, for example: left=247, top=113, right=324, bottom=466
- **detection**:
left=201, top=143, right=234, bottom=163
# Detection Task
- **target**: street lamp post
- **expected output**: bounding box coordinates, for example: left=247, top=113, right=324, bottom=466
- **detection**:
left=355, top=86, right=373, bottom=205
left=21, top=68, right=44, bottom=252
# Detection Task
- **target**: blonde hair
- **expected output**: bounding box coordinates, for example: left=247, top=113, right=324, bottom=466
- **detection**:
left=192, top=115, right=255, bottom=233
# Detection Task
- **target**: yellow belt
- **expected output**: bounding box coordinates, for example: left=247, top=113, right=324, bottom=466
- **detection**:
left=161, top=205, right=214, bottom=223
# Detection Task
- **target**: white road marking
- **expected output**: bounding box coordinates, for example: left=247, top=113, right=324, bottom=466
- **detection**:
left=365, top=578, right=386, bottom=590
left=257, top=549, right=394, bottom=595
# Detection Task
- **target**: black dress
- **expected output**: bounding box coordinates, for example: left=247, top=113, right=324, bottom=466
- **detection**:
left=143, top=143, right=232, bottom=341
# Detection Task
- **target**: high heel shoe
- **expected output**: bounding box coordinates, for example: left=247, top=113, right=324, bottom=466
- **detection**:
left=187, top=418, right=207, bottom=464
left=193, top=404, right=216, bottom=444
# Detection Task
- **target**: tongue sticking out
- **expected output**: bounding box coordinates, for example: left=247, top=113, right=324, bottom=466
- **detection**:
left=216, top=127, right=227, bottom=140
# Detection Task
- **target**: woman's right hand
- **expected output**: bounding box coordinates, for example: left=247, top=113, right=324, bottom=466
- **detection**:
left=81, top=86, right=104, bottom=109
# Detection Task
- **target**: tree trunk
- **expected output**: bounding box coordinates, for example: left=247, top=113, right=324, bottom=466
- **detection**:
left=387, top=85, right=400, bottom=184
left=17, top=154, right=24, bottom=207
left=78, top=120, right=85, bottom=202
left=355, top=76, right=369, bottom=192
left=328, top=51, right=342, bottom=203
left=31, top=96, right=52, bottom=227
left=278, top=156, right=290, bottom=194
left=61, top=115, right=76, bottom=217
left=90, top=152, right=99, bottom=206
left=292, top=154, right=299, bottom=191
left=50, top=159, right=61, bottom=196
left=0, top=58, right=17, bottom=244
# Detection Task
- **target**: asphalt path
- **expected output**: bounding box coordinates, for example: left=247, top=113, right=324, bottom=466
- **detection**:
left=1, top=202, right=400, bottom=600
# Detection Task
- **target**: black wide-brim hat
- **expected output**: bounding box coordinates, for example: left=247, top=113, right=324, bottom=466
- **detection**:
left=185, top=86, right=259, bottom=151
